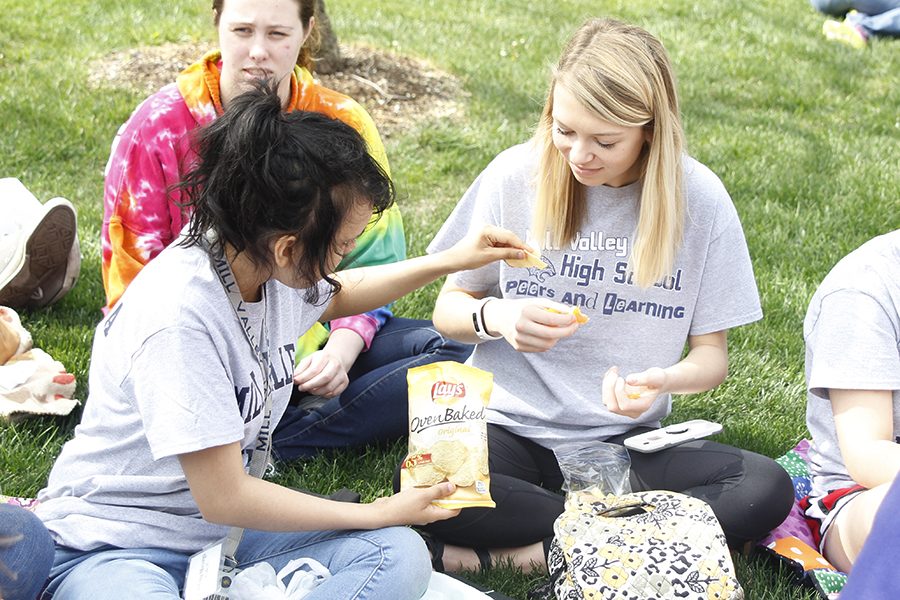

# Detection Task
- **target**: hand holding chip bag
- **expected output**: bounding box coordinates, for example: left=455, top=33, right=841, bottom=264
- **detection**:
left=400, top=361, right=495, bottom=509
left=372, top=482, right=461, bottom=526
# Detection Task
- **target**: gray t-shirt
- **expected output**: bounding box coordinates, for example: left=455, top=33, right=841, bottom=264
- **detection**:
left=428, top=142, right=762, bottom=452
left=37, top=241, right=328, bottom=552
left=805, top=230, right=900, bottom=498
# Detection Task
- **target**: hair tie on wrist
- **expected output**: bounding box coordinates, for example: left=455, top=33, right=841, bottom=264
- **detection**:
left=472, top=297, right=503, bottom=342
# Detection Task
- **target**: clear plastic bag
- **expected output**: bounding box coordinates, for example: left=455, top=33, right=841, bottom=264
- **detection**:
left=554, top=441, right=631, bottom=495
left=227, top=558, right=330, bottom=600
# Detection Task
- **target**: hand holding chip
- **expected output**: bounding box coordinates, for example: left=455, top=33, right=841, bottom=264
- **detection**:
left=440, top=225, right=531, bottom=273
left=482, top=299, right=583, bottom=352
left=602, top=366, right=666, bottom=419
left=544, top=305, right=589, bottom=324
left=504, top=246, right=547, bottom=269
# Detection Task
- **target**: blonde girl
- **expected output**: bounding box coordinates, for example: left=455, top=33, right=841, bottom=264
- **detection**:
left=410, top=17, right=793, bottom=573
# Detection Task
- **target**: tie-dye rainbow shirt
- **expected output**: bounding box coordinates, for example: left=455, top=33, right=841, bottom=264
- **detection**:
left=101, top=51, right=405, bottom=356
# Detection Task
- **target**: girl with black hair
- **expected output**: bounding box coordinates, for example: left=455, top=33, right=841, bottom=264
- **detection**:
left=35, top=85, right=529, bottom=600
left=102, top=0, right=473, bottom=464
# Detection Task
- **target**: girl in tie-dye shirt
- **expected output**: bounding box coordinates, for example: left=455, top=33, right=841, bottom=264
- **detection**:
left=101, top=0, right=470, bottom=460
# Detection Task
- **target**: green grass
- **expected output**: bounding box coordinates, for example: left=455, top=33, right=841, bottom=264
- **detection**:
left=1, top=0, right=897, bottom=598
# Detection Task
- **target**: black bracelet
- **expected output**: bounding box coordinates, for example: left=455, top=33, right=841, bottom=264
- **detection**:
left=473, top=297, right=502, bottom=341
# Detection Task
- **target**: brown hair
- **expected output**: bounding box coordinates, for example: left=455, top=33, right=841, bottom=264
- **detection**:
left=212, top=0, right=319, bottom=72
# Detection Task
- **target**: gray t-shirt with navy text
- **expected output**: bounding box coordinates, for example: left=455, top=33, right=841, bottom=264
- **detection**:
left=37, top=241, right=328, bottom=552
left=428, top=142, right=762, bottom=452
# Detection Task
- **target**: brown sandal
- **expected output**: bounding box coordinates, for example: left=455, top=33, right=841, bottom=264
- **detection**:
left=473, top=547, right=492, bottom=571
left=419, top=532, right=446, bottom=572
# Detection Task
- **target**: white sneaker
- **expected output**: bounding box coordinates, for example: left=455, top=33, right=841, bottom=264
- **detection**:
left=0, top=179, right=79, bottom=309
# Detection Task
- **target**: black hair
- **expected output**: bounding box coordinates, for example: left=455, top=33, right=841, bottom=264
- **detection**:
left=178, top=81, right=394, bottom=303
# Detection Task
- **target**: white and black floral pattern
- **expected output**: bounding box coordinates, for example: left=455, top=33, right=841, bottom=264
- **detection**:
left=533, top=489, right=743, bottom=600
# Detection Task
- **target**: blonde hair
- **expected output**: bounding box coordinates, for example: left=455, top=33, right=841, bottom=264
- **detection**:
left=533, top=18, right=684, bottom=287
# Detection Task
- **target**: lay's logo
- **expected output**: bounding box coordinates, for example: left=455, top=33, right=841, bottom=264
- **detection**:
left=431, top=381, right=465, bottom=404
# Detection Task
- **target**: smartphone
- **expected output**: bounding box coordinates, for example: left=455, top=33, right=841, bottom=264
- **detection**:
left=623, top=419, right=723, bottom=453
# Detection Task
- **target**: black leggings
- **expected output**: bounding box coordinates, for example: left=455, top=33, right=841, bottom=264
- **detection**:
left=394, top=424, right=794, bottom=551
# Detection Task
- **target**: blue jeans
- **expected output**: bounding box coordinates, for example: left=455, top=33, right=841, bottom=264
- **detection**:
left=810, top=0, right=900, bottom=36
left=42, top=526, right=430, bottom=600
left=273, top=317, right=472, bottom=460
left=0, top=505, right=54, bottom=600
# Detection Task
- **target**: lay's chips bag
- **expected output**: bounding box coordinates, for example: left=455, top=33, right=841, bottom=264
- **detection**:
left=400, top=361, right=495, bottom=509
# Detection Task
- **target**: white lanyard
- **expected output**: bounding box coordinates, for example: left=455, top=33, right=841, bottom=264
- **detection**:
left=203, top=235, right=273, bottom=566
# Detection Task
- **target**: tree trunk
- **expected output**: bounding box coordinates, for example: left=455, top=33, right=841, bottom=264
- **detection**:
left=314, top=0, right=343, bottom=74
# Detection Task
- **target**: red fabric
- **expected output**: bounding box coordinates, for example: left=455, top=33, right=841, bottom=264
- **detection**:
left=800, top=484, right=866, bottom=548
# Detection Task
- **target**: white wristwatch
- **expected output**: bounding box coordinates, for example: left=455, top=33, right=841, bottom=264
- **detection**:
left=472, top=297, right=503, bottom=342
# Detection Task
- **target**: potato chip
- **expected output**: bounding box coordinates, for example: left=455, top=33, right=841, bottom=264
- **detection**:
left=410, top=462, right=446, bottom=486
left=545, top=305, right=590, bottom=323
left=479, top=451, right=490, bottom=475
left=506, top=247, right=547, bottom=269
left=431, top=440, right=469, bottom=473
left=624, top=383, right=645, bottom=400
left=400, top=361, right=496, bottom=509
left=448, top=459, right=478, bottom=488
left=468, top=448, right=489, bottom=475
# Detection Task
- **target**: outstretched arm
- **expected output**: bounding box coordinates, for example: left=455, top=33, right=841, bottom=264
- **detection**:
left=296, top=207, right=405, bottom=396
left=321, top=226, right=527, bottom=322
